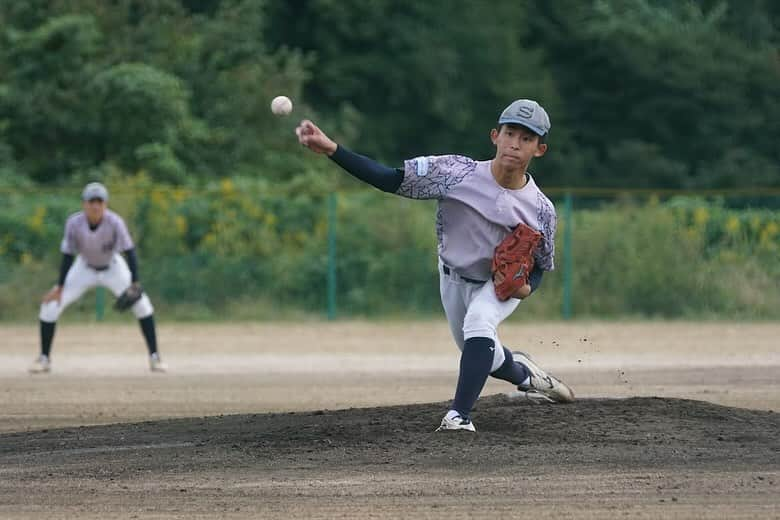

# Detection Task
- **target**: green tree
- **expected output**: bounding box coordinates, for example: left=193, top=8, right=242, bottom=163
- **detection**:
left=528, top=0, right=780, bottom=189
left=264, top=1, right=559, bottom=165
left=89, top=63, right=193, bottom=182
left=0, top=14, right=102, bottom=182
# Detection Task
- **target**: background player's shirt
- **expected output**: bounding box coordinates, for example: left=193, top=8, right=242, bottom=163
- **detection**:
left=398, top=155, right=556, bottom=281
left=60, top=209, right=134, bottom=268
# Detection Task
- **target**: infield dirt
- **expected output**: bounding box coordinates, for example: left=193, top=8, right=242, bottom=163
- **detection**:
left=1, top=321, right=778, bottom=518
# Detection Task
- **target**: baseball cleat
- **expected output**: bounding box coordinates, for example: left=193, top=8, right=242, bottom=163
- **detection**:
left=149, top=353, right=168, bottom=373
left=435, top=410, right=476, bottom=432
left=28, top=355, right=51, bottom=374
left=512, top=351, right=574, bottom=403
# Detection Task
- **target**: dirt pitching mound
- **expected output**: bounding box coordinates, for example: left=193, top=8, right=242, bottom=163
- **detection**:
left=2, top=395, right=777, bottom=474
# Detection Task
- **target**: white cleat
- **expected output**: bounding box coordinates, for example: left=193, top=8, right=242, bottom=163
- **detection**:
left=435, top=410, right=476, bottom=432
left=28, top=355, right=51, bottom=374
left=512, top=351, right=575, bottom=404
left=149, top=353, right=168, bottom=373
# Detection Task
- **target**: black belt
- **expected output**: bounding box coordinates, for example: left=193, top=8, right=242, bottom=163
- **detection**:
left=89, top=264, right=110, bottom=271
left=442, top=265, right=486, bottom=284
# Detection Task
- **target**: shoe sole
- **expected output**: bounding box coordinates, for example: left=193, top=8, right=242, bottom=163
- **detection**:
left=435, top=425, right=476, bottom=432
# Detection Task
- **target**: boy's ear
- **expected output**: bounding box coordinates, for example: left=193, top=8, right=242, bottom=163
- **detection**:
left=490, top=128, right=499, bottom=144
left=534, top=142, right=548, bottom=157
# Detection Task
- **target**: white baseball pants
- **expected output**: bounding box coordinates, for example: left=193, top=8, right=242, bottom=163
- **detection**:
left=439, top=258, right=521, bottom=372
left=39, top=253, right=154, bottom=322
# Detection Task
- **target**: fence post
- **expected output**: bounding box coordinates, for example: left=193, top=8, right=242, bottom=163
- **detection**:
left=562, top=192, right=573, bottom=320
left=327, top=193, right=337, bottom=320
left=95, top=287, right=105, bottom=321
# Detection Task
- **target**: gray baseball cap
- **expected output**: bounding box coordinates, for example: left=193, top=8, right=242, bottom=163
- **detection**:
left=498, top=99, right=551, bottom=136
left=82, top=182, right=109, bottom=201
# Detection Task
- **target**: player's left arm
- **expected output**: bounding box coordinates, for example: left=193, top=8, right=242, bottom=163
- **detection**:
left=115, top=215, right=140, bottom=285
left=122, top=248, right=139, bottom=283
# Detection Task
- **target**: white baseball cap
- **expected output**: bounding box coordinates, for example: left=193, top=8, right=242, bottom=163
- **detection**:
left=82, top=182, right=109, bottom=201
left=498, top=99, right=551, bottom=136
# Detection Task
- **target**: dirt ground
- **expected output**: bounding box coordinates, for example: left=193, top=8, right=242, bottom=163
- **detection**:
left=0, top=321, right=778, bottom=519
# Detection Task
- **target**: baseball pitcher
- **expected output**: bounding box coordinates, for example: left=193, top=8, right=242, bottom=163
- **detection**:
left=296, top=99, right=574, bottom=432
left=29, top=182, right=168, bottom=373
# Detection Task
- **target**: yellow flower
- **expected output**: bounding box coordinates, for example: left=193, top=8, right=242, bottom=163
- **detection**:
left=759, top=221, right=779, bottom=249
left=220, top=178, right=235, bottom=197
left=172, top=187, right=188, bottom=203
left=175, top=215, right=187, bottom=235
left=724, top=216, right=740, bottom=234
left=693, top=207, right=709, bottom=226
left=27, top=206, right=47, bottom=234
left=150, top=190, right=166, bottom=208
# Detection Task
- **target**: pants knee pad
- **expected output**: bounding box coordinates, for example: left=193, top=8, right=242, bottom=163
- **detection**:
left=462, top=309, right=499, bottom=342
left=39, top=301, right=61, bottom=322
left=131, top=294, right=154, bottom=319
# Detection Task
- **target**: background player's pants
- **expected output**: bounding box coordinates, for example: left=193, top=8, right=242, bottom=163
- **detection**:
left=439, top=259, right=520, bottom=372
left=39, top=254, right=154, bottom=322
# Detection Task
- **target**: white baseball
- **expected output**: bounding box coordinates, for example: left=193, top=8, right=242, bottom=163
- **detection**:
left=270, top=95, right=293, bottom=116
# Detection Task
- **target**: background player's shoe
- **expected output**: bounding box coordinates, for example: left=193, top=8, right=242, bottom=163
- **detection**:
left=435, top=410, right=476, bottom=432
left=28, top=355, right=51, bottom=374
left=512, top=351, right=575, bottom=403
left=149, top=353, right=168, bottom=373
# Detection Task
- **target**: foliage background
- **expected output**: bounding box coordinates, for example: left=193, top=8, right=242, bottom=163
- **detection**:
left=0, top=0, right=777, bottom=320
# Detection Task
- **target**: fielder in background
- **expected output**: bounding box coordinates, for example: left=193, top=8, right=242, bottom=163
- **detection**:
left=296, top=99, right=574, bottom=432
left=29, top=182, right=168, bottom=373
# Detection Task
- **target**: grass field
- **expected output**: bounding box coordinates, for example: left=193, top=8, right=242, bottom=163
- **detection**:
left=1, top=321, right=778, bottom=518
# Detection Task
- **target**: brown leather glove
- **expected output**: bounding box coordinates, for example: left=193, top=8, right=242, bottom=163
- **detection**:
left=491, top=223, right=542, bottom=301
left=114, top=282, right=143, bottom=311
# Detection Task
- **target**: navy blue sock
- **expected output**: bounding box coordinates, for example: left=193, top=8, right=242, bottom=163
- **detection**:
left=490, top=347, right=530, bottom=385
left=451, top=337, right=495, bottom=418
left=138, top=315, right=158, bottom=355
left=40, top=320, right=56, bottom=357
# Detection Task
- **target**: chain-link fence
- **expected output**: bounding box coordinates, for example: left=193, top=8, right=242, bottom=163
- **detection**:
left=1, top=183, right=778, bottom=321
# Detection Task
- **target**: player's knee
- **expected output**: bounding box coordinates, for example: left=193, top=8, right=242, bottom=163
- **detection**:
left=39, top=301, right=61, bottom=322
left=462, top=309, right=499, bottom=341
left=131, top=295, right=154, bottom=319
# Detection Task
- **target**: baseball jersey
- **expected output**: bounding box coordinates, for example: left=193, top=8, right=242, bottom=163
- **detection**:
left=60, top=209, right=134, bottom=267
left=398, top=155, right=556, bottom=281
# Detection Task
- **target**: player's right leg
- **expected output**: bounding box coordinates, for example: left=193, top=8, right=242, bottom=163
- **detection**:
left=31, top=257, right=95, bottom=373
left=436, top=262, right=516, bottom=432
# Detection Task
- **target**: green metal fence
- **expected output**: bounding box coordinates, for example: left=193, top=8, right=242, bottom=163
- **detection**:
left=2, top=185, right=779, bottom=322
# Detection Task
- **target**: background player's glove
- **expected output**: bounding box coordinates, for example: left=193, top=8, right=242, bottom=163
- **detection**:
left=491, top=223, right=543, bottom=301
left=114, top=282, right=143, bottom=312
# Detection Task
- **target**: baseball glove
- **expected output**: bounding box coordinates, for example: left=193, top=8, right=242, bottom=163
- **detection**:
left=114, top=283, right=143, bottom=312
left=491, top=223, right=543, bottom=301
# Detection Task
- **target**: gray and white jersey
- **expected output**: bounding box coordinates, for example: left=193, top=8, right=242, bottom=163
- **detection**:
left=60, top=209, right=134, bottom=267
left=398, top=155, right=557, bottom=281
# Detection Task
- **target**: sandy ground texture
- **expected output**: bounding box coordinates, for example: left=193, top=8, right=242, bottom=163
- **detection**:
left=0, top=321, right=778, bottom=519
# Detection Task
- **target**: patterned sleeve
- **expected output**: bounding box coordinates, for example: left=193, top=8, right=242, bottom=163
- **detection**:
left=60, top=216, right=77, bottom=255
left=534, top=193, right=557, bottom=271
left=114, top=215, right=135, bottom=251
left=396, top=155, right=476, bottom=200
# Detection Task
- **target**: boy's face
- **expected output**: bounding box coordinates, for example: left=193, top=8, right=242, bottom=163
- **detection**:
left=490, top=124, right=547, bottom=170
left=82, top=198, right=107, bottom=223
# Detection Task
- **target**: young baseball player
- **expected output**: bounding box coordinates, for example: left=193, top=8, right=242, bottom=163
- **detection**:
left=296, top=99, right=574, bottom=431
left=29, top=182, right=168, bottom=373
